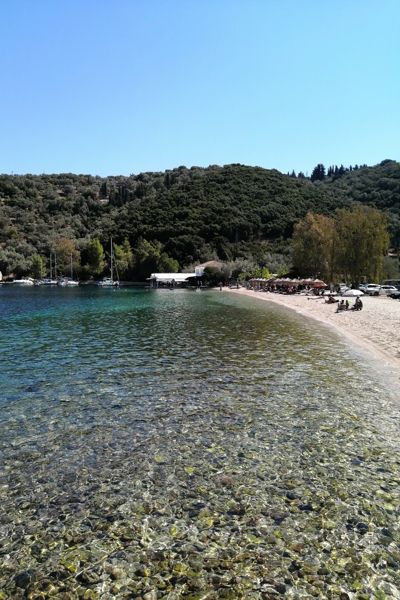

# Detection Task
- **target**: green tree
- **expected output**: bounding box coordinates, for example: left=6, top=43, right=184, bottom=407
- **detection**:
left=251, top=266, right=272, bottom=279
left=132, top=239, right=161, bottom=280
left=87, top=238, right=105, bottom=277
left=202, top=264, right=231, bottom=286
left=7, top=226, right=19, bottom=239
left=31, top=254, right=46, bottom=279
left=56, top=238, right=80, bottom=276
left=383, top=255, right=400, bottom=280
left=292, top=212, right=337, bottom=282
left=229, top=258, right=258, bottom=279
left=99, top=182, right=108, bottom=199
left=310, top=164, right=326, bottom=182
left=158, top=253, right=179, bottom=273
left=0, top=248, right=32, bottom=277
left=202, top=266, right=220, bottom=286
left=335, top=206, right=389, bottom=286
left=113, top=239, right=133, bottom=279
left=132, top=239, right=178, bottom=280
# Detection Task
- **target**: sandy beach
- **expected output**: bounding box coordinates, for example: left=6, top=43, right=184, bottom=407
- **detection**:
left=229, top=288, right=400, bottom=373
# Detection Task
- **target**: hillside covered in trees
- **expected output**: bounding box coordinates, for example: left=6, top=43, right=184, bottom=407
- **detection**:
left=0, top=160, right=399, bottom=279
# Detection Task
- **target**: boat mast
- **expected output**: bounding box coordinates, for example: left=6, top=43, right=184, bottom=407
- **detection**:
left=50, top=253, right=52, bottom=279
left=110, top=237, right=113, bottom=281
left=54, top=253, right=57, bottom=279
left=70, top=252, right=73, bottom=279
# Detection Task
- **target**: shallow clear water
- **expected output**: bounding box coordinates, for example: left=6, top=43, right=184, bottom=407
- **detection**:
left=0, top=286, right=399, bottom=599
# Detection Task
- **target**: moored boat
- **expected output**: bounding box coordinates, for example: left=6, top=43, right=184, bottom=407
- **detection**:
left=97, top=277, right=118, bottom=287
left=57, top=278, right=80, bottom=286
left=58, top=254, right=80, bottom=286
left=13, top=278, right=35, bottom=285
left=97, top=238, right=119, bottom=287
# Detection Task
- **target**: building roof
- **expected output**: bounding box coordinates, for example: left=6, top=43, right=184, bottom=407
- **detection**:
left=196, top=260, right=225, bottom=269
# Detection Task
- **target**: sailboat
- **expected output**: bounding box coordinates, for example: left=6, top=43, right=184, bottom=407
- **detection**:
left=42, top=253, right=58, bottom=285
left=58, top=253, right=79, bottom=286
left=57, top=252, right=79, bottom=287
left=97, top=238, right=119, bottom=287
left=66, top=253, right=79, bottom=286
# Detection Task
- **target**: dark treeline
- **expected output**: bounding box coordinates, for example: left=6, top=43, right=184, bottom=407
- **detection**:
left=0, top=160, right=399, bottom=279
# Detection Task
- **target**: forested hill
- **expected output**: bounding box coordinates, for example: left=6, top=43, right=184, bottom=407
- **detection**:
left=0, top=160, right=399, bottom=276
left=319, top=159, right=400, bottom=247
left=0, top=165, right=343, bottom=268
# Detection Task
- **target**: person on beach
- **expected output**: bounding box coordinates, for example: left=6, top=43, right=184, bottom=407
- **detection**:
left=219, top=281, right=222, bottom=291
left=336, top=300, right=346, bottom=312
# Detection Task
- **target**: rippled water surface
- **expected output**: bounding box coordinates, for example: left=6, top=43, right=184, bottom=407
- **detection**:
left=1, top=286, right=400, bottom=599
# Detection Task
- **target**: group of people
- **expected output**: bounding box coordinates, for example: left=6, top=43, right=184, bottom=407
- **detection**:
left=333, top=297, right=363, bottom=312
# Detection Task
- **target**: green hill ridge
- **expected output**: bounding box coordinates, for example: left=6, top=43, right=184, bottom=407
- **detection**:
left=0, top=160, right=399, bottom=278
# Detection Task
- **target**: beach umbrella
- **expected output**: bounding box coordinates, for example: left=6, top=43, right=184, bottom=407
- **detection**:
left=342, top=289, right=364, bottom=296
left=313, top=282, right=327, bottom=288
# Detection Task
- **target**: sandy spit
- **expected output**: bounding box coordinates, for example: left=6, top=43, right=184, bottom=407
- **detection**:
left=228, top=288, right=400, bottom=374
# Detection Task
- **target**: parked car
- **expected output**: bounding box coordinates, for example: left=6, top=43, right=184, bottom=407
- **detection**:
left=388, top=290, right=400, bottom=299
left=362, top=284, right=381, bottom=296
left=379, top=285, right=398, bottom=295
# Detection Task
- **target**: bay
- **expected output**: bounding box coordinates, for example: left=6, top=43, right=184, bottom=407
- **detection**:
left=0, top=286, right=399, bottom=598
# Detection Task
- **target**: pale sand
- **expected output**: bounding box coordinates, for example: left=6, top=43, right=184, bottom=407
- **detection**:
left=229, top=288, right=400, bottom=374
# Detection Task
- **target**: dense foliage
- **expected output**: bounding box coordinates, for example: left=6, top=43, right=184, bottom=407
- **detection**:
left=320, top=159, right=400, bottom=249
left=293, top=207, right=390, bottom=285
left=0, top=160, right=399, bottom=279
left=292, top=213, right=336, bottom=281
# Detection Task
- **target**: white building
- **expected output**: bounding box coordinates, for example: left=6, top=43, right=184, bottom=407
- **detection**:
left=148, top=272, right=196, bottom=287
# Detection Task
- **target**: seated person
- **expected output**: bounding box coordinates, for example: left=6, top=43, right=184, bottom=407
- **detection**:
left=336, top=300, right=346, bottom=312
left=325, top=295, right=337, bottom=304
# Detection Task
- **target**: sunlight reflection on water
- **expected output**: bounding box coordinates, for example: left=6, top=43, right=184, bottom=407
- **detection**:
left=0, top=287, right=400, bottom=597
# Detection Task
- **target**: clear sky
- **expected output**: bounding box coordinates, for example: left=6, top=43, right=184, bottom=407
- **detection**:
left=1, top=0, right=399, bottom=177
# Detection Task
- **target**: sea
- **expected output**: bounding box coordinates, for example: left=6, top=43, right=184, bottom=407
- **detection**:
left=0, top=285, right=400, bottom=599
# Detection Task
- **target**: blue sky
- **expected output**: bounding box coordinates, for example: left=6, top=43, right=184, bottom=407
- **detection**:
left=1, top=0, right=399, bottom=176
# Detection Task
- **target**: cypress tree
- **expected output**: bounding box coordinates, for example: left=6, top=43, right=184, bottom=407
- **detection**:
left=310, top=164, right=326, bottom=182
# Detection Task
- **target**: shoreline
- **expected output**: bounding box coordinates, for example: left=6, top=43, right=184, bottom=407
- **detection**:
left=228, top=287, right=400, bottom=376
